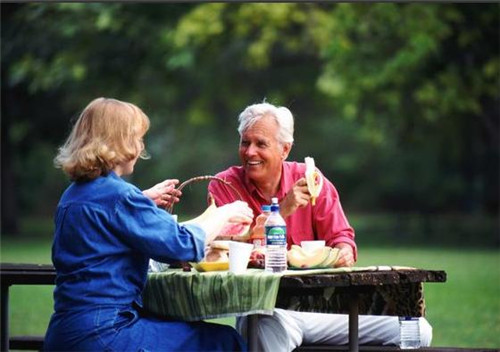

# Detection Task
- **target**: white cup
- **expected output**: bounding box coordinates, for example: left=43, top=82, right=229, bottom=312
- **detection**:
left=301, top=240, right=326, bottom=252
left=228, top=241, right=254, bottom=274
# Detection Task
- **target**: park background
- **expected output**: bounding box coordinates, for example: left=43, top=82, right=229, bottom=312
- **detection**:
left=1, top=3, right=499, bottom=349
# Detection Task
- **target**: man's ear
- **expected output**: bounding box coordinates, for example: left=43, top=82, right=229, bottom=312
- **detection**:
left=281, top=142, right=292, bottom=160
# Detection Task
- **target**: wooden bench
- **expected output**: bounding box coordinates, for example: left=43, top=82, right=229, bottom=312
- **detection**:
left=293, top=347, right=498, bottom=352
left=1, top=263, right=56, bottom=351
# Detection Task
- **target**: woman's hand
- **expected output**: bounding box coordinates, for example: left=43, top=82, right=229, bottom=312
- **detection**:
left=143, top=179, right=182, bottom=208
left=280, top=177, right=310, bottom=218
left=217, top=200, right=254, bottom=224
left=334, top=243, right=356, bottom=268
left=192, top=201, right=254, bottom=246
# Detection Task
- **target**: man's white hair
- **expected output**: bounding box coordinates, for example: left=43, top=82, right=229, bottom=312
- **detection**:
left=237, top=102, right=294, bottom=145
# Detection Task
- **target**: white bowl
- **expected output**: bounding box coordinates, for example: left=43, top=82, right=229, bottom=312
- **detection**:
left=301, top=240, right=326, bottom=252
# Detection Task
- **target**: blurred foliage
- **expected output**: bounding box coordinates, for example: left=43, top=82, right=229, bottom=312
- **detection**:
left=1, top=3, right=499, bottom=241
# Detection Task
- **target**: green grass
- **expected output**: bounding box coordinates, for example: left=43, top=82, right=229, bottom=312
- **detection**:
left=356, top=246, right=500, bottom=348
left=2, top=238, right=499, bottom=348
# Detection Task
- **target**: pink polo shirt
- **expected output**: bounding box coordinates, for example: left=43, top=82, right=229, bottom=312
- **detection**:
left=208, top=161, right=357, bottom=260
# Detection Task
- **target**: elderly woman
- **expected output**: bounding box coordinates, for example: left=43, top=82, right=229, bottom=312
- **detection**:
left=208, top=102, right=432, bottom=351
left=44, top=97, right=253, bottom=351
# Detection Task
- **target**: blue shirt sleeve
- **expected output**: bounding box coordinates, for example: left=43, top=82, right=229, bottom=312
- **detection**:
left=113, top=188, right=206, bottom=263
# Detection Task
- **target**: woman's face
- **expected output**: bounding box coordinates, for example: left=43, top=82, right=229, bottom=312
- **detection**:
left=238, top=115, right=290, bottom=185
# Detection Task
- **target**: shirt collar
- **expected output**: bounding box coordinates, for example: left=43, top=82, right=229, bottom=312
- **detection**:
left=109, top=170, right=120, bottom=179
left=242, top=162, right=287, bottom=202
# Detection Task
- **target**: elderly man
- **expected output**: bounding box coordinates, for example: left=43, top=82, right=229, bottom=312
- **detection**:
left=207, top=102, right=432, bottom=351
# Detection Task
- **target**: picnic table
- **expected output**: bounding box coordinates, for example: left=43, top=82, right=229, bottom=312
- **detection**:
left=143, top=266, right=447, bottom=352
left=2, top=262, right=496, bottom=352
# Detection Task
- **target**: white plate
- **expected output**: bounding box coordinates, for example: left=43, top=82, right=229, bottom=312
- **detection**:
left=191, top=261, right=229, bottom=272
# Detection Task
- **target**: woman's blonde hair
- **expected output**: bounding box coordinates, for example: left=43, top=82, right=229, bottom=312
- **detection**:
left=54, top=97, right=150, bottom=181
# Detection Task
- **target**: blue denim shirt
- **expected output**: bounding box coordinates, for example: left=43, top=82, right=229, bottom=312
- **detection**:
left=44, top=172, right=238, bottom=351
left=52, top=171, right=205, bottom=312
left=52, top=172, right=205, bottom=312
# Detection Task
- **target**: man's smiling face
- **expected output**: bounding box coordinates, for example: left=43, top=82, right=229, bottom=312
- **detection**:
left=238, top=115, right=288, bottom=185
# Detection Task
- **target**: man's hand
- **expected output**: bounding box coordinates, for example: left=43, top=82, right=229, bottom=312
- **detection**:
left=280, top=177, right=310, bottom=218
left=143, top=179, right=182, bottom=208
left=334, top=243, right=356, bottom=268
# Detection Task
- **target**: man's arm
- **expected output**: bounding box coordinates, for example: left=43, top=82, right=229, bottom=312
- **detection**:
left=281, top=171, right=357, bottom=265
left=313, top=175, right=357, bottom=264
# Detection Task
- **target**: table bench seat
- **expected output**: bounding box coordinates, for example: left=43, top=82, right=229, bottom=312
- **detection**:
left=1, top=263, right=56, bottom=351
left=294, top=347, right=498, bottom=352
left=9, top=336, right=45, bottom=351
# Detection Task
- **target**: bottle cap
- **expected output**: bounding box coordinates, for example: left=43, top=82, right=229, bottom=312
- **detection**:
left=271, top=197, right=278, bottom=205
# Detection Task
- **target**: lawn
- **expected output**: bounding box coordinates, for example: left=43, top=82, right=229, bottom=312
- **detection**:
left=1, top=236, right=499, bottom=348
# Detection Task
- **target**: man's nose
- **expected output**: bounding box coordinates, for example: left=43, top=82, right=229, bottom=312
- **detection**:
left=245, top=144, right=258, bottom=156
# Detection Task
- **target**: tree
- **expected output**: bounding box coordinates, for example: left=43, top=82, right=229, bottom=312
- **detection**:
left=2, top=3, right=498, bottom=235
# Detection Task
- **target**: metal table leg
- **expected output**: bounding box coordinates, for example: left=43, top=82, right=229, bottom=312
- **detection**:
left=247, top=314, right=259, bottom=352
left=348, top=293, right=359, bottom=352
left=1, top=284, right=9, bottom=352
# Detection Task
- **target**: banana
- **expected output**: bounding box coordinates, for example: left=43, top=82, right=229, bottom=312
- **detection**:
left=305, top=157, right=323, bottom=206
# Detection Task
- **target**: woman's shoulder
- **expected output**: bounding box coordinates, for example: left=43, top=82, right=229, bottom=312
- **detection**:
left=61, top=172, right=141, bottom=206
left=92, top=172, right=139, bottom=196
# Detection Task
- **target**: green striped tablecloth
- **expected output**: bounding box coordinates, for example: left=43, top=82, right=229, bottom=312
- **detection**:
left=142, top=268, right=281, bottom=321
left=142, top=266, right=411, bottom=321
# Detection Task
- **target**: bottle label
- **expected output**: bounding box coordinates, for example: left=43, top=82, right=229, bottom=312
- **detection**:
left=265, top=226, right=287, bottom=246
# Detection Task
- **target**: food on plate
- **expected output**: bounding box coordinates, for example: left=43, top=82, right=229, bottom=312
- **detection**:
left=179, top=195, right=250, bottom=271
left=318, top=247, right=340, bottom=267
left=287, top=245, right=339, bottom=269
left=305, top=157, right=323, bottom=206
left=248, top=247, right=266, bottom=269
left=204, top=241, right=230, bottom=263
left=191, top=241, right=230, bottom=272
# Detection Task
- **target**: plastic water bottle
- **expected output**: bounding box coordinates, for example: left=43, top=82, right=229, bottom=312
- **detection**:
left=265, top=198, right=287, bottom=273
left=399, top=317, right=421, bottom=349
left=251, top=205, right=271, bottom=249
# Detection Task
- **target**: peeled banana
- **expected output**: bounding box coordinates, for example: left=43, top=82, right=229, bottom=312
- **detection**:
left=305, top=157, right=323, bottom=206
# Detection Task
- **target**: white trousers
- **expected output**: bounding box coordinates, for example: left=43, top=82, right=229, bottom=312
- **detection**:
left=236, top=309, right=432, bottom=352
